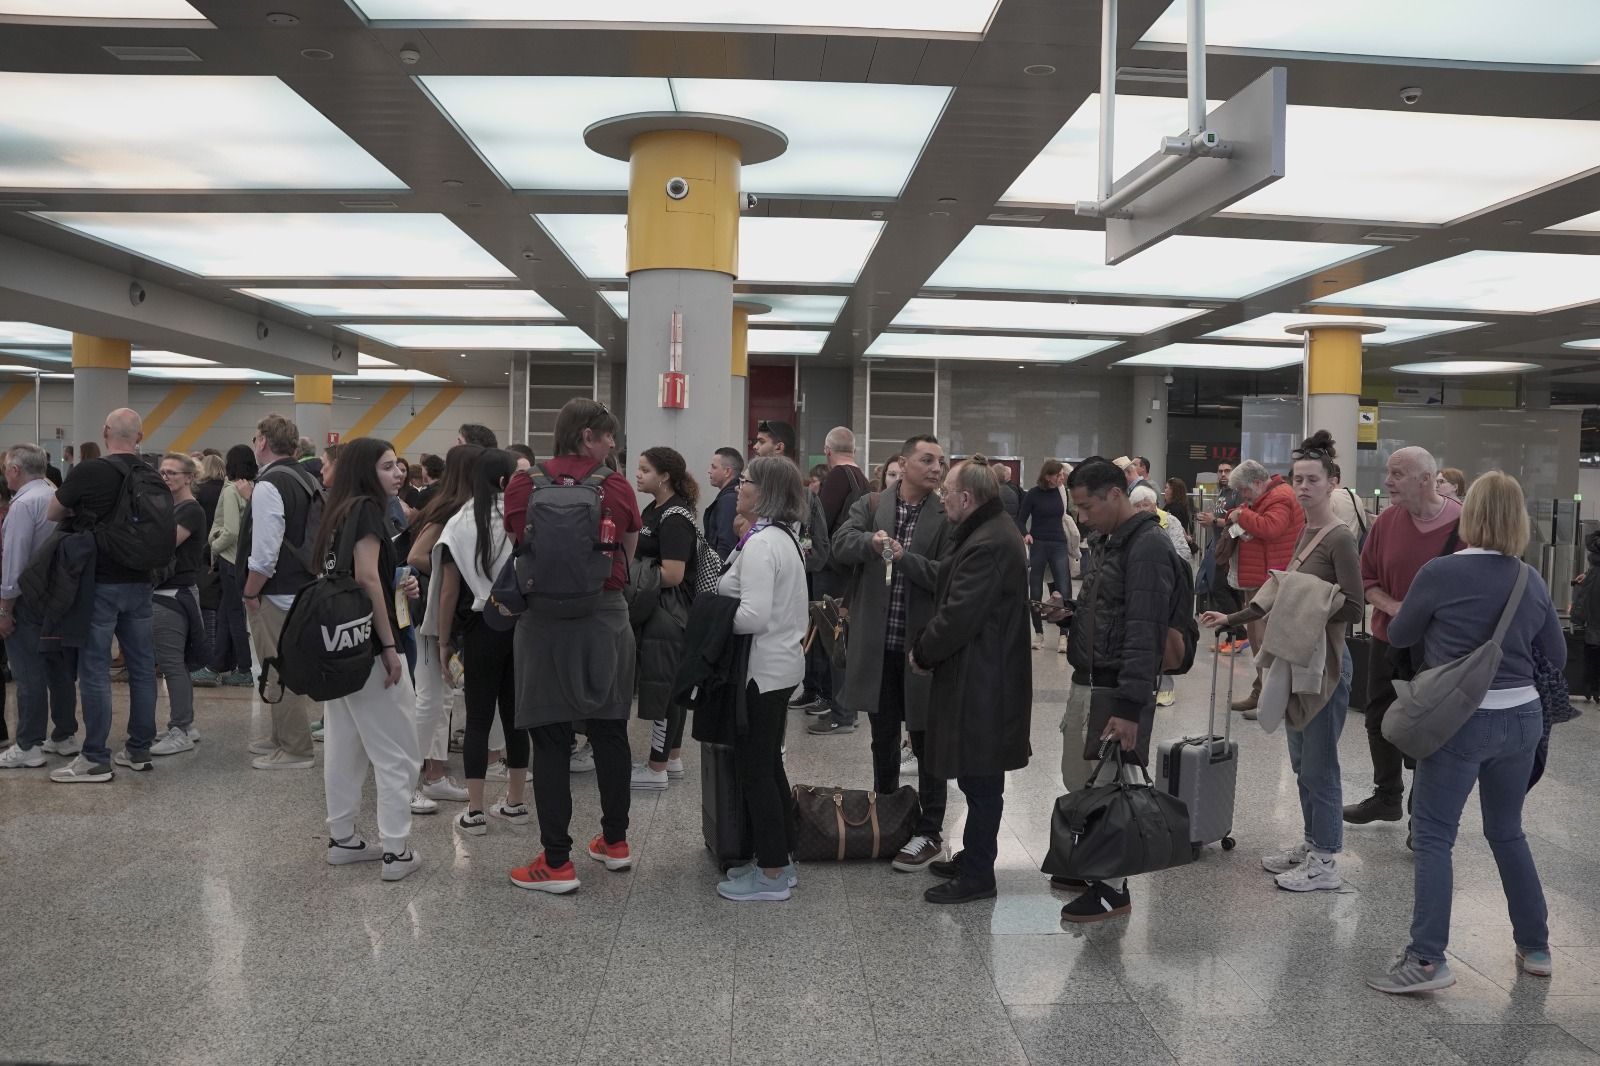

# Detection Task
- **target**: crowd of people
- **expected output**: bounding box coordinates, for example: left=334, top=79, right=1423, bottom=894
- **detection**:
left=0, top=403, right=1571, bottom=994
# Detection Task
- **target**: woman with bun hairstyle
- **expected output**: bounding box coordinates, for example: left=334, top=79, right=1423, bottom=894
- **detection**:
left=1200, top=430, right=1363, bottom=893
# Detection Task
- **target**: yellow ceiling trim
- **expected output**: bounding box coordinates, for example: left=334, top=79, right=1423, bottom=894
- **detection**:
left=169, top=384, right=245, bottom=454
left=344, top=384, right=410, bottom=440
left=390, top=387, right=465, bottom=456
left=141, top=384, right=195, bottom=439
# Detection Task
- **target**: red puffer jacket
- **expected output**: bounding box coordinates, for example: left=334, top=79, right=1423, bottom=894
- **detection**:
left=1228, top=477, right=1305, bottom=589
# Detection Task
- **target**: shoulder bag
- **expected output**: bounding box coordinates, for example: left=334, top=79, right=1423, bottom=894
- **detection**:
left=790, top=783, right=920, bottom=862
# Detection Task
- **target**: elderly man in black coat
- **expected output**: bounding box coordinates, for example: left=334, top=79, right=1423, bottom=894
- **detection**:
left=910, top=456, right=1032, bottom=904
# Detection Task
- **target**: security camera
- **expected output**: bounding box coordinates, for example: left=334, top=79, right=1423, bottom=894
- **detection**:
left=256, top=321, right=270, bottom=340
left=1399, top=86, right=1422, bottom=106
left=665, top=177, right=690, bottom=200
left=128, top=282, right=145, bottom=306
left=398, top=46, right=421, bottom=64
left=332, top=344, right=343, bottom=361
left=742, top=193, right=758, bottom=210
left=1164, top=373, right=1174, bottom=385
left=520, top=249, right=540, bottom=261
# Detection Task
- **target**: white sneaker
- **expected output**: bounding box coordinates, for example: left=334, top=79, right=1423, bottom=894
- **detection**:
left=186, top=726, right=201, bottom=744
left=570, top=740, right=595, bottom=774
left=486, top=760, right=534, bottom=782
left=41, top=736, right=81, bottom=756
left=630, top=763, right=669, bottom=790
left=1058, top=634, right=1069, bottom=654
left=899, top=741, right=917, bottom=770
left=252, top=751, right=314, bottom=770
left=311, top=724, right=325, bottom=743
left=666, top=757, right=685, bottom=779
left=0, top=744, right=46, bottom=769
left=456, top=810, right=488, bottom=836
left=421, top=775, right=469, bottom=802
left=1261, top=841, right=1310, bottom=875
left=1032, top=633, right=1044, bottom=650
left=247, top=739, right=275, bottom=756
left=490, top=800, right=529, bottom=824
left=1275, top=852, right=1342, bottom=893
left=410, top=789, right=439, bottom=815
left=381, top=848, right=421, bottom=881
left=326, top=836, right=382, bottom=865
left=49, top=755, right=113, bottom=783
left=149, top=727, right=195, bottom=757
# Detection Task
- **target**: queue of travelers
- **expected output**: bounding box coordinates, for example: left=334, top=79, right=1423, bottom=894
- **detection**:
left=0, top=403, right=1573, bottom=993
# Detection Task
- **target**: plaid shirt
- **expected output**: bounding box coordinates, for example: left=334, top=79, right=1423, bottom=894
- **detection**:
left=884, top=490, right=927, bottom=652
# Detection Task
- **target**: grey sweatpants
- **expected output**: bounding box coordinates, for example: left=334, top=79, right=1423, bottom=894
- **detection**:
left=154, top=589, right=197, bottom=733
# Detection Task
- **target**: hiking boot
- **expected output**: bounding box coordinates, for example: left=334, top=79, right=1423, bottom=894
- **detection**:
left=1343, top=793, right=1403, bottom=824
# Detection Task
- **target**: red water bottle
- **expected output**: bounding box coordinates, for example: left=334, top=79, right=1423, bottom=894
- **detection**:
left=599, top=513, right=619, bottom=556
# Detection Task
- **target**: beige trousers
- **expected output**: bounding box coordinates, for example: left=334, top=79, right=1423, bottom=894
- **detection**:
left=250, top=598, right=316, bottom=759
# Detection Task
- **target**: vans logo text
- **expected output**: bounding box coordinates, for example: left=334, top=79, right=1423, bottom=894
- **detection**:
left=321, top=615, right=373, bottom=652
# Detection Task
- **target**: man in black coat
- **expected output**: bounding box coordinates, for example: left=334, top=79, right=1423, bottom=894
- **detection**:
left=911, top=456, right=1031, bottom=904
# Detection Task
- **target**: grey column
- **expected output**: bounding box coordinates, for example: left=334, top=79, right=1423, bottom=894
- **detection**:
left=1130, top=370, right=1169, bottom=479
left=623, top=268, right=735, bottom=470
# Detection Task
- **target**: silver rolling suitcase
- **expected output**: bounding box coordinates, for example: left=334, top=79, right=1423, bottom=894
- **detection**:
left=1156, top=636, right=1239, bottom=858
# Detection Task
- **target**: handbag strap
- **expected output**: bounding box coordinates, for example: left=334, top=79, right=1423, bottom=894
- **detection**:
left=1490, top=562, right=1530, bottom=647
left=1285, top=522, right=1336, bottom=575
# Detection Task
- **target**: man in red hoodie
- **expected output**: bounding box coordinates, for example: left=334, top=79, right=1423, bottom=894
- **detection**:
left=1220, top=459, right=1306, bottom=714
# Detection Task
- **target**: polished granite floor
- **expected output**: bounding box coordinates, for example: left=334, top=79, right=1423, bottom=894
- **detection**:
left=3, top=647, right=1600, bottom=1066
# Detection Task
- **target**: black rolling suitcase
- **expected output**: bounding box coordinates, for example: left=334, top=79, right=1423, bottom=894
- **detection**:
left=701, top=741, right=753, bottom=869
left=1155, top=637, right=1239, bottom=858
left=1564, top=627, right=1589, bottom=697
left=1347, top=616, right=1377, bottom=712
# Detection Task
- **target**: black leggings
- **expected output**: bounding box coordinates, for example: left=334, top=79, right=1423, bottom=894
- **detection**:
left=735, top=682, right=798, bottom=869
left=461, top=614, right=524, bottom=780
left=649, top=702, right=688, bottom=763
left=529, top=718, right=630, bottom=866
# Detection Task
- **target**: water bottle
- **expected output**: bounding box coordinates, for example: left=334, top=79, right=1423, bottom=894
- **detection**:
left=599, top=513, right=619, bottom=556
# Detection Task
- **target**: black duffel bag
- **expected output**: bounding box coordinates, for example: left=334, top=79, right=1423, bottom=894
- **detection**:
left=1042, top=744, right=1193, bottom=883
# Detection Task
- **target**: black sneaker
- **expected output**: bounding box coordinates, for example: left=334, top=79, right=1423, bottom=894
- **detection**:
left=1343, top=793, right=1403, bottom=824
left=925, top=878, right=997, bottom=905
left=1049, top=874, right=1091, bottom=892
left=1060, top=881, right=1132, bottom=924
left=806, top=713, right=856, bottom=736
left=804, top=701, right=834, bottom=717
left=929, top=853, right=964, bottom=880
left=112, top=749, right=153, bottom=772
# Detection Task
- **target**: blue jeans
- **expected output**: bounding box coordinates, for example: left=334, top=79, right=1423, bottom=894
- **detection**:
left=1028, top=540, right=1071, bottom=634
left=6, top=614, right=79, bottom=750
left=1285, top=645, right=1352, bottom=853
left=79, top=581, right=158, bottom=766
left=1408, top=699, right=1547, bottom=964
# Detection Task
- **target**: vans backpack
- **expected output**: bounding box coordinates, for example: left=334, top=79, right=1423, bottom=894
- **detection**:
left=258, top=517, right=376, bottom=703
left=661, top=504, right=725, bottom=602
left=95, top=455, right=176, bottom=574
left=506, top=460, right=613, bottom=620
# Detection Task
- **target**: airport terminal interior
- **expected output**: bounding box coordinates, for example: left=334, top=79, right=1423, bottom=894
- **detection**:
left=5, top=1, right=1600, bottom=1063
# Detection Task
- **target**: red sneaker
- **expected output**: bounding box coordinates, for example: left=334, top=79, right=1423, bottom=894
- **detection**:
left=587, top=835, right=633, bottom=871
left=509, top=853, right=580, bottom=894
left=1217, top=639, right=1234, bottom=655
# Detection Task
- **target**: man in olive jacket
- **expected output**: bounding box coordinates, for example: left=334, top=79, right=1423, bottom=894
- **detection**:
left=911, top=457, right=1032, bottom=904
left=812, top=435, right=951, bottom=871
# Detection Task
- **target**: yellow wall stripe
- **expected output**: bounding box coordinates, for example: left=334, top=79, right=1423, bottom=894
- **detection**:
left=0, top=381, right=34, bottom=423
left=344, top=385, right=410, bottom=441
left=391, top=387, right=465, bottom=455
left=142, top=384, right=195, bottom=439
left=169, top=384, right=246, bottom=454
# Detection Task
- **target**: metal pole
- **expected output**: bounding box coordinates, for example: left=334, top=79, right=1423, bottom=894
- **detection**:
left=1187, top=0, right=1207, bottom=135
left=1097, top=0, right=1118, bottom=201
left=33, top=370, right=40, bottom=445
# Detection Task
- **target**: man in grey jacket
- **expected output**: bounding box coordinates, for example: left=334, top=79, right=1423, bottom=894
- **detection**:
left=811, top=435, right=951, bottom=872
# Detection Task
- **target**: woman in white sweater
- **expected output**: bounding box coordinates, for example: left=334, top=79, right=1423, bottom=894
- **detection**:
left=715, top=456, right=810, bottom=902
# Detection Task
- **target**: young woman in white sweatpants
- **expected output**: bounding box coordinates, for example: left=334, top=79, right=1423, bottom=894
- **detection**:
left=316, top=435, right=425, bottom=881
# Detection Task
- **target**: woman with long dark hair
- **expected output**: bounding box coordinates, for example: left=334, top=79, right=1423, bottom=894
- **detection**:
left=436, top=449, right=523, bottom=834
left=198, top=444, right=257, bottom=687
left=630, top=446, right=701, bottom=790
left=1164, top=477, right=1193, bottom=532
left=317, top=436, right=425, bottom=881
left=403, top=444, right=480, bottom=815
left=1017, top=459, right=1072, bottom=652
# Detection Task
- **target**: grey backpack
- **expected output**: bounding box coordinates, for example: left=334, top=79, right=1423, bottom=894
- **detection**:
left=512, top=461, right=614, bottom=619
left=1382, top=562, right=1529, bottom=760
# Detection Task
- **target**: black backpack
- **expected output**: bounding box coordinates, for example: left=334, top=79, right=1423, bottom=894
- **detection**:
left=1126, top=522, right=1200, bottom=677
left=258, top=516, right=376, bottom=703
left=267, top=462, right=326, bottom=577
left=94, top=455, right=176, bottom=574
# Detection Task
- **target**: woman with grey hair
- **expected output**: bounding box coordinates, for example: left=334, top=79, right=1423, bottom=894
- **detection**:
left=1220, top=458, right=1305, bottom=714
left=715, top=455, right=810, bottom=902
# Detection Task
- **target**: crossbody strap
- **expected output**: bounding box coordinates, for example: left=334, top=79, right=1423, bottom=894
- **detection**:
left=1490, top=562, right=1530, bottom=647
left=1285, top=523, right=1337, bottom=575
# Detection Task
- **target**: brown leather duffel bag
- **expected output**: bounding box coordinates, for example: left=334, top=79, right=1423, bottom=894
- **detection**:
left=791, top=784, right=919, bottom=862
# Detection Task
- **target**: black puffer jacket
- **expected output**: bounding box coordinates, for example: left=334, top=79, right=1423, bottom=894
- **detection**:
left=1066, top=511, right=1178, bottom=723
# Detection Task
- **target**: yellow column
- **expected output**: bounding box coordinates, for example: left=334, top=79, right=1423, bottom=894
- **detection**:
left=294, top=373, right=334, bottom=450
left=71, top=333, right=131, bottom=452
left=1287, top=320, right=1385, bottom=494
left=625, top=129, right=743, bottom=277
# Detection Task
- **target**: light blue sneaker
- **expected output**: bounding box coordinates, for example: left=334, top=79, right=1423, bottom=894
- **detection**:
left=716, top=868, right=791, bottom=902
left=725, top=861, right=798, bottom=888
left=1518, top=949, right=1553, bottom=977
left=1367, top=952, right=1455, bottom=995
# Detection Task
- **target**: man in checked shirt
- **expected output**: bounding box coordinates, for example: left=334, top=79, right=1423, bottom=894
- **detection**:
left=815, top=435, right=952, bottom=872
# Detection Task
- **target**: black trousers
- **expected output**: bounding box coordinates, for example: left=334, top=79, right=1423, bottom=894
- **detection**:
left=648, top=701, right=688, bottom=763
left=734, top=682, right=799, bottom=869
left=1362, top=635, right=1407, bottom=800
left=957, top=773, right=1005, bottom=888
left=461, top=614, right=524, bottom=780
left=1583, top=643, right=1600, bottom=697
left=528, top=717, right=630, bottom=866
left=869, top=650, right=948, bottom=841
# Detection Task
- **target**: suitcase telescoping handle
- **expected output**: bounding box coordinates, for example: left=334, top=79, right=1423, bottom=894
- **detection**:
left=1205, top=632, right=1236, bottom=752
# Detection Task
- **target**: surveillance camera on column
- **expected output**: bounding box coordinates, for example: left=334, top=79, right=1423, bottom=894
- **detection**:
left=665, top=177, right=689, bottom=200
left=742, top=193, right=758, bottom=211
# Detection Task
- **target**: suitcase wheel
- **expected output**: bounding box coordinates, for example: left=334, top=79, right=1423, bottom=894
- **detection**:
left=1191, top=842, right=1202, bottom=860
left=1221, top=836, right=1236, bottom=851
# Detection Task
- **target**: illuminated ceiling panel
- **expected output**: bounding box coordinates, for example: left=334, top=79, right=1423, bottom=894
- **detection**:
left=928, top=227, right=1371, bottom=300
left=335, top=368, right=447, bottom=383
left=131, top=367, right=287, bottom=381
left=865, top=333, right=1118, bottom=363
left=602, top=292, right=846, bottom=326
left=339, top=324, right=600, bottom=350
left=892, top=298, right=1204, bottom=335
left=1544, top=209, right=1600, bottom=234
left=0, top=75, right=404, bottom=190
left=1390, top=360, right=1540, bottom=375
left=0, top=321, right=71, bottom=345
left=1202, top=313, right=1489, bottom=346
left=238, top=287, right=560, bottom=319
left=1116, top=343, right=1303, bottom=370
left=1141, top=0, right=1600, bottom=66
left=1003, top=94, right=1600, bottom=224
left=421, top=77, right=949, bottom=197
left=1, top=1, right=204, bottom=16
left=747, top=330, right=831, bottom=355
left=35, top=213, right=515, bottom=279
left=131, top=351, right=217, bottom=366
left=537, top=214, right=883, bottom=285
left=356, top=0, right=998, bottom=35
left=1319, top=250, right=1600, bottom=314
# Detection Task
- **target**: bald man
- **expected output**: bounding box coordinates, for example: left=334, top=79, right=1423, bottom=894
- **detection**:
left=47, top=408, right=164, bottom=782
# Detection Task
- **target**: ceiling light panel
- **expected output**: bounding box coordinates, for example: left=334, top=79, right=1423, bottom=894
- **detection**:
left=131, top=350, right=217, bottom=366
left=358, top=352, right=397, bottom=367
left=1141, top=0, right=1600, bottom=66
left=0, top=348, right=70, bottom=363
left=747, top=330, right=831, bottom=355
left=339, top=324, right=600, bottom=350
left=130, top=367, right=287, bottom=381
left=1320, top=250, right=1600, bottom=314
left=1202, top=313, right=1489, bottom=346
left=237, top=287, right=561, bottom=319
left=928, top=227, right=1371, bottom=299
left=35, top=213, right=515, bottom=279
left=335, top=368, right=446, bottom=383
left=0, top=75, right=403, bottom=191
left=421, top=77, right=950, bottom=198
left=1, top=1, right=204, bottom=17
left=1003, top=93, right=1600, bottom=225
left=893, top=298, right=1205, bottom=335
left=602, top=292, right=846, bottom=326
left=865, top=333, right=1119, bottom=363
left=0, top=321, right=71, bottom=345
left=1544, top=209, right=1600, bottom=234
left=1116, top=343, right=1304, bottom=370
left=357, top=0, right=998, bottom=33
left=1389, top=360, right=1541, bottom=375
left=0, top=364, right=49, bottom=372
left=537, top=214, right=883, bottom=285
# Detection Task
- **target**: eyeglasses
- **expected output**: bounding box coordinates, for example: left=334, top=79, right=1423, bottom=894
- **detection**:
left=158, top=469, right=188, bottom=479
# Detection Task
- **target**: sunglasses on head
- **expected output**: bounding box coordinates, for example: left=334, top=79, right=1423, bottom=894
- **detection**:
left=1291, top=447, right=1329, bottom=460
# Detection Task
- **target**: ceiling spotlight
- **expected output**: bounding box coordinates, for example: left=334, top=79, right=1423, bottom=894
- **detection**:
left=929, top=210, right=951, bottom=218
left=398, top=46, right=422, bottom=64
left=869, top=209, right=885, bottom=219
left=265, top=11, right=299, bottom=24
left=459, top=352, right=467, bottom=358
left=1501, top=218, right=1524, bottom=227
left=299, top=48, right=334, bottom=60
left=442, top=179, right=464, bottom=188
left=1024, top=64, right=1057, bottom=76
